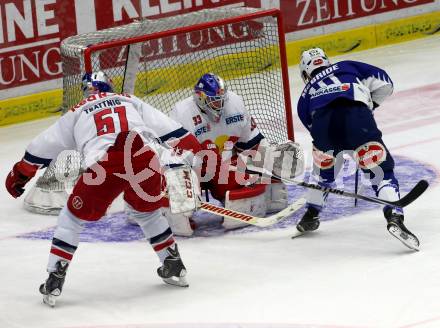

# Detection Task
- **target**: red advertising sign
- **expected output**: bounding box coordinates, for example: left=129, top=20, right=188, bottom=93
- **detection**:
left=279, top=0, right=435, bottom=33
left=0, top=0, right=435, bottom=91
left=0, top=0, right=247, bottom=91
left=0, top=1, right=78, bottom=90
left=94, top=0, right=248, bottom=28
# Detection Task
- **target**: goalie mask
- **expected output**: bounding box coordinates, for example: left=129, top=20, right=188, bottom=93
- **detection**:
left=82, top=71, right=114, bottom=97
left=299, top=48, right=330, bottom=83
left=194, top=73, right=227, bottom=122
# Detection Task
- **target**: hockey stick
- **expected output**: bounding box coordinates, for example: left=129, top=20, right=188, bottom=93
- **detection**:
left=243, top=166, right=429, bottom=208
left=198, top=197, right=306, bottom=228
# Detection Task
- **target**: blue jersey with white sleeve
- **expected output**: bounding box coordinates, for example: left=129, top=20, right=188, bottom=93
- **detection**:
left=297, top=60, right=393, bottom=131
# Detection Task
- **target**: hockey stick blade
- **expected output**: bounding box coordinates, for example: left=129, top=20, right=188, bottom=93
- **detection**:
left=390, top=179, right=429, bottom=208
left=199, top=198, right=306, bottom=228
left=244, top=166, right=429, bottom=208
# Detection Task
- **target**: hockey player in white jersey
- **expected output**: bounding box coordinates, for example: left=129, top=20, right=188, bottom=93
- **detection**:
left=5, top=71, right=202, bottom=306
left=163, top=73, right=304, bottom=236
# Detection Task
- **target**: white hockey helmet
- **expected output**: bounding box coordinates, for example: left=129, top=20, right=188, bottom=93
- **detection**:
left=299, top=48, right=330, bottom=83
left=82, top=70, right=114, bottom=97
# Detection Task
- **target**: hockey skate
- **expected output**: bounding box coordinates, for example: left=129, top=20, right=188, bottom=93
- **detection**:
left=385, top=208, right=420, bottom=251
left=157, top=245, right=189, bottom=287
left=292, top=206, right=320, bottom=239
left=39, top=261, right=69, bottom=307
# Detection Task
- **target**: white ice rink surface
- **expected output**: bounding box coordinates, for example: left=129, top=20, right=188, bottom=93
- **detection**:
left=1, top=36, right=440, bottom=328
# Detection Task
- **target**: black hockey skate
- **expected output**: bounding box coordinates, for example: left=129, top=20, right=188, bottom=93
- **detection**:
left=296, top=206, right=320, bottom=233
left=292, top=206, right=321, bottom=239
left=157, top=245, right=188, bottom=287
left=385, top=208, right=420, bottom=251
left=39, top=261, right=69, bottom=307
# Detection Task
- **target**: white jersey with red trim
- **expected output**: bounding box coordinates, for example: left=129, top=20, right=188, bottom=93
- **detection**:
left=169, top=91, right=264, bottom=158
left=25, top=93, right=195, bottom=168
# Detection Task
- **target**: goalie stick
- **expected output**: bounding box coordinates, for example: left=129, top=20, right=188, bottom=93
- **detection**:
left=198, top=198, right=306, bottom=228
left=243, top=166, right=429, bottom=209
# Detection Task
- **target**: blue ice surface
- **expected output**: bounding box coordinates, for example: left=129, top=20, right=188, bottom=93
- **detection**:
left=18, top=155, right=436, bottom=242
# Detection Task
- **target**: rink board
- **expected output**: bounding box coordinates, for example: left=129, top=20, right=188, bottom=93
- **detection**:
left=1, top=10, right=439, bottom=127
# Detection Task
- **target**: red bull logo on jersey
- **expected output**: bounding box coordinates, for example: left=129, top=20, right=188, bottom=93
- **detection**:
left=215, top=135, right=239, bottom=153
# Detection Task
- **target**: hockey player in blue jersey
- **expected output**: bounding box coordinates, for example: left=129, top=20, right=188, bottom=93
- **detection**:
left=296, top=47, right=419, bottom=250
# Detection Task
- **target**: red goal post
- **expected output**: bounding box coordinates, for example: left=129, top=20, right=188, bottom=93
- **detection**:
left=61, top=7, right=294, bottom=143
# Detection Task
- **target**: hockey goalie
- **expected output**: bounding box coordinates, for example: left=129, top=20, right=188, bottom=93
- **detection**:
left=151, top=73, right=304, bottom=236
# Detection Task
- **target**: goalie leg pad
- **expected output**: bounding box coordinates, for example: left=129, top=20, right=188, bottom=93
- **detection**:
left=24, top=185, right=70, bottom=216
left=164, top=165, right=200, bottom=214
left=161, top=206, right=194, bottom=237
left=223, top=184, right=267, bottom=230
left=264, top=182, right=288, bottom=213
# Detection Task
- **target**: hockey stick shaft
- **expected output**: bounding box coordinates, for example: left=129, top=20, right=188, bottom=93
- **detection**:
left=198, top=198, right=306, bottom=227
left=245, top=167, right=428, bottom=208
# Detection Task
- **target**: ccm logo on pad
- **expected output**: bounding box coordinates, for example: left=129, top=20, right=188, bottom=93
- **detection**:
left=183, top=170, right=193, bottom=198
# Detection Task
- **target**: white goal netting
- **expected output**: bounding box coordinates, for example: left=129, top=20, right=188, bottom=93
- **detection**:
left=24, top=7, right=294, bottom=215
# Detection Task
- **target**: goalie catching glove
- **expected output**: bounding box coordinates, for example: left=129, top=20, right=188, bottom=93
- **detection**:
left=241, top=140, right=305, bottom=179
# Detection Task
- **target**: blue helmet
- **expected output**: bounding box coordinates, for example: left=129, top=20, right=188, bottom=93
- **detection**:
left=194, top=73, right=227, bottom=122
left=82, top=71, right=114, bottom=97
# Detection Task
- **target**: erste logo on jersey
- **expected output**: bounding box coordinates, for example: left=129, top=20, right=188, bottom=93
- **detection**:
left=225, top=114, right=244, bottom=125
left=195, top=123, right=211, bottom=137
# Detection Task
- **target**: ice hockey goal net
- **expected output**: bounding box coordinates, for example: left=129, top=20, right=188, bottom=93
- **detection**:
left=24, top=7, right=294, bottom=215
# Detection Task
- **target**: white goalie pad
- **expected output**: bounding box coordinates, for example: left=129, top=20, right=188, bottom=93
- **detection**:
left=23, top=150, right=83, bottom=215
left=161, top=207, right=194, bottom=237
left=223, top=184, right=267, bottom=230
left=24, top=185, right=71, bottom=215
left=264, top=182, right=288, bottom=213
left=164, top=165, right=200, bottom=214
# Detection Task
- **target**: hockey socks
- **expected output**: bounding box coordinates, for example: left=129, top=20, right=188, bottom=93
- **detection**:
left=149, top=227, right=176, bottom=263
